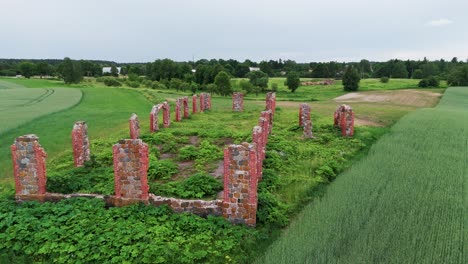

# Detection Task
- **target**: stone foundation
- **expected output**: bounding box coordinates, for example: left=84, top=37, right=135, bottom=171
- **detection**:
left=129, top=113, right=140, bottom=139
left=11, top=135, right=47, bottom=201
left=71, top=121, right=90, bottom=167
left=232, top=92, right=244, bottom=111
left=223, top=143, right=258, bottom=226
left=113, top=139, right=149, bottom=205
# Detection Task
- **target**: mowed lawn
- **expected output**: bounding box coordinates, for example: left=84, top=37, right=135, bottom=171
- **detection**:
left=256, top=87, right=467, bottom=264
left=0, top=82, right=153, bottom=194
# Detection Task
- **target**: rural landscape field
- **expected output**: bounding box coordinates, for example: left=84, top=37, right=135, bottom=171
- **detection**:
left=1, top=0, right=468, bottom=263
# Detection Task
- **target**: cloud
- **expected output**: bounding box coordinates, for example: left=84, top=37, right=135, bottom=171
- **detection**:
left=427, top=18, right=453, bottom=27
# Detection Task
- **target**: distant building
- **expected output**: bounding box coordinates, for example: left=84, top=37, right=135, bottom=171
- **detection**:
left=249, top=67, right=260, bottom=72
left=191, top=69, right=196, bottom=73
left=102, top=67, right=121, bottom=74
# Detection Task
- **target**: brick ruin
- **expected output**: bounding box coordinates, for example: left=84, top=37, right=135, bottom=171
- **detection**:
left=192, top=95, right=197, bottom=113
left=199, top=93, right=211, bottom=112
left=266, top=92, right=276, bottom=116
left=71, top=121, right=90, bottom=167
left=10, top=93, right=280, bottom=227
left=175, top=97, right=190, bottom=122
left=129, top=113, right=140, bottom=139
left=113, top=139, right=149, bottom=206
left=150, top=102, right=170, bottom=132
left=299, top=103, right=313, bottom=138
left=232, top=92, right=244, bottom=111
left=334, top=104, right=354, bottom=137
left=11, top=135, right=47, bottom=201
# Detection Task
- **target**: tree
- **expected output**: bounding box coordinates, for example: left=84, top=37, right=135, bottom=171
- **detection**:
left=447, top=65, right=468, bottom=86
left=342, top=66, right=360, bottom=91
left=110, top=65, right=119, bottom=77
left=61, top=57, right=83, bottom=84
left=214, top=71, right=232, bottom=96
left=239, top=80, right=254, bottom=94
left=35, top=62, right=50, bottom=78
left=359, top=59, right=372, bottom=77
left=285, top=71, right=300, bottom=93
left=412, top=69, right=423, bottom=79
left=391, top=61, right=408, bottom=78
left=246, top=70, right=269, bottom=90
left=19, top=61, right=35, bottom=78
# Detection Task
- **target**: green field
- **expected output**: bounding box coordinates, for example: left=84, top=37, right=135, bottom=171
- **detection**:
left=256, top=87, right=467, bottom=264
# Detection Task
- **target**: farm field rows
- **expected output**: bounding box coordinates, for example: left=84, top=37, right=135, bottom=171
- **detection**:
left=256, top=87, right=467, bottom=264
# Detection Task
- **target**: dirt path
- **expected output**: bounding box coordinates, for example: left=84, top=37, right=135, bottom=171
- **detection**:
left=334, top=89, right=442, bottom=107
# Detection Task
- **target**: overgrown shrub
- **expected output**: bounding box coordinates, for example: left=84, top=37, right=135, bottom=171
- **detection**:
left=418, top=76, right=439, bottom=88
left=148, top=158, right=179, bottom=180
left=102, top=77, right=122, bottom=87
left=154, top=173, right=222, bottom=199
left=178, top=145, right=198, bottom=161
left=380, top=76, right=389, bottom=83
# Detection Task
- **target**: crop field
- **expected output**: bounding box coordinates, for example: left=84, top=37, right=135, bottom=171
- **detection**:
left=256, top=87, right=467, bottom=264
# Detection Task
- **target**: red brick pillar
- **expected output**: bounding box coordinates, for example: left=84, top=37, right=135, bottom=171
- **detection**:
left=192, top=95, right=198, bottom=113
left=223, top=143, right=258, bottom=226
left=199, top=94, right=205, bottom=112
left=232, top=92, right=244, bottom=111
left=266, top=92, right=276, bottom=116
left=183, top=97, right=190, bottom=118
left=207, top=93, right=212, bottom=110
left=175, top=98, right=182, bottom=122
left=252, top=126, right=264, bottom=180
left=113, top=139, right=149, bottom=205
left=163, top=102, right=170, bottom=128
left=261, top=110, right=273, bottom=135
left=11, top=134, right=47, bottom=200
left=150, top=104, right=163, bottom=132
left=299, top=104, right=313, bottom=138
left=129, top=113, right=140, bottom=139
left=339, top=105, right=354, bottom=137
left=72, top=121, right=90, bottom=167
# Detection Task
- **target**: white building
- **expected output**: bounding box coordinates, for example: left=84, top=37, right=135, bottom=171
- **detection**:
left=102, top=67, right=121, bottom=74
left=249, top=67, right=260, bottom=72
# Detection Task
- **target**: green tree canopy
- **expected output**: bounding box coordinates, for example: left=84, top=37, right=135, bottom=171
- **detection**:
left=19, top=61, right=35, bottom=78
left=61, top=57, right=83, bottom=84
left=110, top=65, right=119, bottom=77
left=342, top=66, right=360, bottom=91
left=246, top=70, right=269, bottom=90
left=214, top=71, right=232, bottom=96
left=285, top=71, right=300, bottom=93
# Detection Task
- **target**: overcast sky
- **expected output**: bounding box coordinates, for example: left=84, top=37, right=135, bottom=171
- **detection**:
left=1, top=0, right=467, bottom=62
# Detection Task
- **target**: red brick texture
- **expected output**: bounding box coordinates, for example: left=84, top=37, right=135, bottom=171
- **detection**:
left=199, top=93, right=211, bottom=112
left=129, top=113, right=140, bottom=139
left=334, top=104, right=354, bottom=137
left=150, top=102, right=170, bottom=132
left=232, top=92, right=244, bottom=111
left=266, top=92, right=276, bottom=116
left=175, top=97, right=190, bottom=122
left=72, top=121, right=90, bottom=167
left=299, top=103, right=313, bottom=138
left=192, top=95, right=198, bottom=113
left=11, top=134, right=47, bottom=200
left=223, top=143, right=258, bottom=226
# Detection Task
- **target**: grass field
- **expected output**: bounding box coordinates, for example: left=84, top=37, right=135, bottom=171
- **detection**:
left=256, top=87, right=467, bottom=264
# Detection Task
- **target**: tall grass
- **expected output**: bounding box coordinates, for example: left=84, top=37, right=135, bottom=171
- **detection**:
left=256, top=87, right=467, bottom=264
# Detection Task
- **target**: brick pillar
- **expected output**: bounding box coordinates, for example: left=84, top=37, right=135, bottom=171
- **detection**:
left=258, top=117, right=269, bottom=146
left=163, top=102, right=170, bottom=128
left=150, top=104, right=163, bottom=132
left=223, top=143, right=258, bottom=226
left=266, top=92, right=276, bottom=116
left=113, top=139, right=149, bottom=205
left=303, top=120, right=313, bottom=139
left=207, top=93, right=212, bottom=110
left=199, top=94, right=205, bottom=112
left=129, top=113, right=140, bottom=139
left=183, top=97, right=190, bottom=118
left=339, top=105, right=354, bottom=137
left=261, top=110, right=273, bottom=135
left=192, top=95, right=197, bottom=113
left=252, top=126, right=264, bottom=180
left=11, top=134, right=47, bottom=199
left=175, top=98, right=182, bottom=122
left=72, top=121, right=90, bottom=167
left=299, top=104, right=313, bottom=138
left=200, top=93, right=211, bottom=111
left=232, top=92, right=244, bottom=112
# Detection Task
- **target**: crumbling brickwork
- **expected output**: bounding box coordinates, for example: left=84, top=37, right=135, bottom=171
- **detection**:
left=129, top=113, right=140, bottom=139
left=299, top=103, right=313, bottom=138
left=232, top=92, right=244, bottom=111
left=252, top=126, right=265, bottom=180
left=11, top=134, right=47, bottom=200
left=260, top=110, right=273, bottom=136
left=175, top=99, right=182, bottom=122
left=334, top=104, right=354, bottom=137
left=192, top=95, right=198, bottom=113
left=149, top=195, right=223, bottom=217
left=266, top=92, right=276, bottom=116
left=150, top=102, right=170, bottom=132
left=72, top=121, right=91, bottom=167
left=176, top=97, right=190, bottom=121
left=223, top=143, right=258, bottom=226
left=113, top=139, right=149, bottom=205
left=200, top=93, right=211, bottom=112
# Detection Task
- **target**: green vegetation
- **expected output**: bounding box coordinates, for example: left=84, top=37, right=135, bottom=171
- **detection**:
left=342, top=66, right=360, bottom=91
left=285, top=71, right=300, bottom=93
left=256, top=87, right=467, bottom=264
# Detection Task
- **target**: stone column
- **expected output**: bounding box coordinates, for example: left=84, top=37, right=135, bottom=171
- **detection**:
left=252, top=126, right=264, bottom=180
left=192, top=95, right=198, bottom=113
left=199, top=94, right=205, bottom=112
left=335, top=105, right=354, bottom=137
left=11, top=134, right=47, bottom=200
left=232, top=92, right=244, bottom=112
left=261, top=110, right=273, bottom=135
left=129, top=113, right=140, bottom=139
left=113, top=139, right=149, bottom=205
left=303, top=120, right=313, bottom=139
left=150, top=104, right=162, bottom=132
left=266, top=92, right=276, bottom=116
left=299, top=104, right=313, bottom=138
left=223, top=143, right=258, bottom=226
left=183, top=97, right=190, bottom=118
left=72, top=121, right=90, bottom=167
left=163, top=102, right=170, bottom=128
left=175, top=98, right=182, bottom=122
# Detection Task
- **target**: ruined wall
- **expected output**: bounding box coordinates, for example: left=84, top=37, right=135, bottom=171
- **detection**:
left=113, top=139, right=149, bottom=205
left=151, top=102, right=170, bottom=132
left=232, top=92, right=244, bottom=112
left=176, top=97, right=190, bottom=121
left=183, top=97, right=189, bottom=118
left=149, top=195, right=223, bottom=217
left=72, top=121, right=90, bottom=167
left=299, top=104, right=313, bottom=138
left=192, top=95, right=198, bottom=113
left=266, top=92, right=276, bottom=116
left=252, top=126, right=265, bottom=180
left=223, top=143, right=258, bottom=226
left=200, top=93, right=211, bottom=111
left=129, top=113, right=140, bottom=139
left=11, top=134, right=47, bottom=200
left=334, top=104, right=354, bottom=137
left=175, top=98, right=182, bottom=122
left=260, top=110, right=273, bottom=136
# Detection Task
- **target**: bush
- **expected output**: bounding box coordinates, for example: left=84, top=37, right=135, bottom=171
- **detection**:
left=147, top=158, right=179, bottom=180
left=418, top=76, right=439, bottom=88
left=102, top=77, right=122, bottom=87
left=413, top=69, right=424, bottom=79
left=178, top=145, right=198, bottom=161
left=126, top=80, right=140, bottom=88
left=155, top=173, right=222, bottom=199
left=270, top=83, right=279, bottom=92
left=447, top=65, right=468, bottom=86
left=380, top=76, right=389, bottom=83
left=342, top=66, right=360, bottom=91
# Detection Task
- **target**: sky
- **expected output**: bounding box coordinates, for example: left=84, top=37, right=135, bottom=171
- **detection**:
left=1, top=0, right=467, bottom=63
